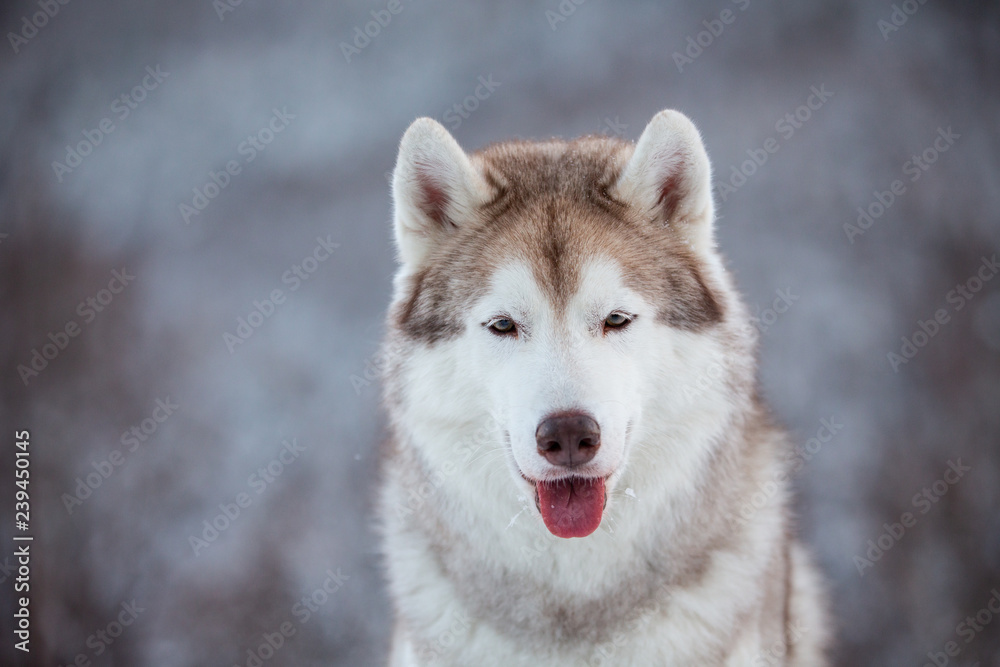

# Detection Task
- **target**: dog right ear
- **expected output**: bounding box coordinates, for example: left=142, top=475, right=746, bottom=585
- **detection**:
left=391, top=118, right=488, bottom=268
left=614, top=110, right=715, bottom=254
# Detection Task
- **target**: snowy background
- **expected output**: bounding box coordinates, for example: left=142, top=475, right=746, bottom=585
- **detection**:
left=1, top=0, right=999, bottom=665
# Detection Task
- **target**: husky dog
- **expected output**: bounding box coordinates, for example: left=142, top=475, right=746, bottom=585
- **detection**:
left=379, top=110, right=829, bottom=666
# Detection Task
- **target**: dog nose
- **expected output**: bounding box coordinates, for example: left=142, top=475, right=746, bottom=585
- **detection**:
left=535, top=412, right=601, bottom=467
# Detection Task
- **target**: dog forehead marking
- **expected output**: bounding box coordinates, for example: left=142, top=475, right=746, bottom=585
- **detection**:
left=393, top=136, right=722, bottom=343
left=483, top=256, right=633, bottom=324
left=474, top=138, right=630, bottom=308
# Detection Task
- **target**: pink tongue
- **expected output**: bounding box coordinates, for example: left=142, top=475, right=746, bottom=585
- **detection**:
left=537, top=477, right=606, bottom=538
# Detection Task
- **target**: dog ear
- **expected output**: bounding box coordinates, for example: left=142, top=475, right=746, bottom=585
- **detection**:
left=614, top=110, right=715, bottom=252
left=391, top=118, right=488, bottom=268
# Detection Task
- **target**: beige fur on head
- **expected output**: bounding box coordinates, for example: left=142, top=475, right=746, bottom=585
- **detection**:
left=393, top=110, right=716, bottom=268
left=391, top=117, right=489, bottom=268
left=614, top=109, right=716, bottom=253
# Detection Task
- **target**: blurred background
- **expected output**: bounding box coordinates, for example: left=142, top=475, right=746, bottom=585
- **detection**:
left=1, top=1, right=998, bottom=665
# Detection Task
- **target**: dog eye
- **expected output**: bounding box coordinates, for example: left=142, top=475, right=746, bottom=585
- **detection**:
left=488, top=318, right=517, bottom=335
left=604, top=312, right=631, bottom=330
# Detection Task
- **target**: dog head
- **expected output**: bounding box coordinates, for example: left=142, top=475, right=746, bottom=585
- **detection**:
left=387, top=111, right=744, bottom=538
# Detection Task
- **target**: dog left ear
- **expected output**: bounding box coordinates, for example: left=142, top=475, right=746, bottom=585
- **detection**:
left=614, top=110, right=715, bottom=252
left=391, top=118, right=489, bottom=268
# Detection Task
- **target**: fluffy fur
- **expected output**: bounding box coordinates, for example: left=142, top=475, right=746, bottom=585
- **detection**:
left=379, top=110, right=829, bottom=666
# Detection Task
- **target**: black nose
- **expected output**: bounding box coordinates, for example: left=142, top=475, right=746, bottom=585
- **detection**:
left=535, top=412, right=601, bottom=468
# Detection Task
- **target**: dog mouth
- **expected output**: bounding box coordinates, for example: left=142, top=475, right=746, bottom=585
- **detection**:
left=521, top=473, right=609, bottom=539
